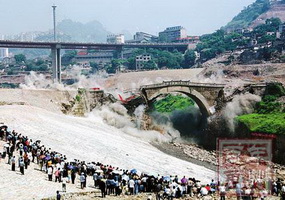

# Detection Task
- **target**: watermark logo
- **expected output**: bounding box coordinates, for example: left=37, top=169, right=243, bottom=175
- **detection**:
left=217, top=139, right=273, bottom=194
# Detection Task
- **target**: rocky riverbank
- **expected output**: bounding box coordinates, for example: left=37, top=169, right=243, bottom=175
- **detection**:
left=152, top=141, right=285, bottom=180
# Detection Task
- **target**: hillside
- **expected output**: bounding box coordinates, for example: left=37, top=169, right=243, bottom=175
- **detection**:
left=224, top=0, right=285, bottom=31
left=57, top=19, right=112, bottom=42
left=250, top=2, right=285, bottom=28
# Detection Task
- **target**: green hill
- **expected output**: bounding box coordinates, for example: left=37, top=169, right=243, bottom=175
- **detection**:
left=224, top=0, right=271, bottom=31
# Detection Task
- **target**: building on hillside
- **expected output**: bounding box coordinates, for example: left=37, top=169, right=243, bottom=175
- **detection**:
left=159, top=26, right=187, bottom=42
left=126, top=32, right=158, bottom=43
left=174, top=36, right=200, bottom=43
left=135, top=54, right=151, bottom=70
left=279, top=23, right=285, bottom=33
left=73, top=50, right=114, bottom=65
left=107, top=34, right=125, bottom=44
left=0, top=48, right=9, bottom=59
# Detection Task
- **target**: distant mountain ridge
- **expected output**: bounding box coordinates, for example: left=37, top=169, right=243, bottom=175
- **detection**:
left=224, top=0, right=285, bottom=31
left=57, top=19, right=112, bottom=43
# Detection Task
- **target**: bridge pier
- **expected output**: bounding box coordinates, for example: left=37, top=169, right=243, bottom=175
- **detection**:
left=116, top=46, right=124, bottom=59
left=51, top=44, right=61, bottom=83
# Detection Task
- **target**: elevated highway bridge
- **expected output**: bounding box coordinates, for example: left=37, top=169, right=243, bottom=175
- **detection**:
left=0, top=40, right=192, bottom=83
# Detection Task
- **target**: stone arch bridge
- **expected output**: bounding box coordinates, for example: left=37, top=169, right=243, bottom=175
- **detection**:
left=139, top=81, right=267, bottom=117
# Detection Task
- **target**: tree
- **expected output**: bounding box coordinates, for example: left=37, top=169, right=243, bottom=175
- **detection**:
left=14, top=54, right=26, bottom=64
left=143, top=60, right=157, bottom=70
left=184, top=50, right=196, bottom=68
left=62, top=50, right=77, bottom=65
left=90, top=62, right=99, bottom=73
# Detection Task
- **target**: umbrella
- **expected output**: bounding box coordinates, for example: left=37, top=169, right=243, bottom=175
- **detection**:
left=113, top=170, right=123, bottom=175
left=68, top=165, right=75, bottom=170
left=135, top=170, right=142, bottom=176
left=148, top=172, right=158, bottom=178
left=130, top=169, right=137, bottom=174
left=44, top=156, right=51, bottom=161
left=163, top=176, right=171, bottom=182
left=122, top=174, right=129, bottom=181
left=95, top=169, right=103, bottom=173
left=0, top=125, right=8, bottom=129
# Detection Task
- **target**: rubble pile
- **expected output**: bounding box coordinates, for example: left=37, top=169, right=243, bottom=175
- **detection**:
left=172, top=143, right=218, bottom=166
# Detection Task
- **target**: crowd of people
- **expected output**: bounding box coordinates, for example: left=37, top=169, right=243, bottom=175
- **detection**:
left=1, top=124, right=285, bottom=200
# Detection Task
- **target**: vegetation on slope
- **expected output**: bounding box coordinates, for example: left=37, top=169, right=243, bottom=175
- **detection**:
left=237, top=113, right=285, bottom=135
left=196, top=17, right=284, bottom=62
left=236, top=83, right=285, bottom=135
left=153, top=94, right=195, bottom=113
left=224, top=0, right=271, bottom=31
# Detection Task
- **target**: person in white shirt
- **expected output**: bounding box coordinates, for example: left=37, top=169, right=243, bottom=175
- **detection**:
left=47, top=166, right=53, bottom=181
left=62, top=177, right=68, bottom=192
left=219, top=184, right=226, bottom=200
left=129, top=179, right=135, bottom=195
left=201, top=186, right=209, bottom=196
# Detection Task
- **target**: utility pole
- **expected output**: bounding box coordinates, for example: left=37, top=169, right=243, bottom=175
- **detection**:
left=51, top=5, right=61, bottom=83
left=52, top=5, right=57, bottom=41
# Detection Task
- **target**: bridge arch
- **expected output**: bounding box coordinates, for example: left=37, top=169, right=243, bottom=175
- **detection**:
left=143, top=86, right=212, bottom=117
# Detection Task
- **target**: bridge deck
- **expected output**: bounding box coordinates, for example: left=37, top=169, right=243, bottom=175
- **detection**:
left=140, top=81, right=226, bottom=90
left=0, top=40, right=190, bottom=49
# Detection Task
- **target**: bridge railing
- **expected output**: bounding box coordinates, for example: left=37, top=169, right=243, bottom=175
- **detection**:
left=140, top=80, right=226, bottom=90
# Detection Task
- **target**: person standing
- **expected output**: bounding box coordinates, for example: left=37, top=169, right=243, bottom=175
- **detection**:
left=10, top=156, right=16, bottom=171
left=80, top=173, right=86, bottom=189
left=99, top=179, right=106, bottom=198
left=129, top=178, right=135, bottom=195
left=281, top=183, right=285, bottom=200
left=56, top=191, right=61, bottom=200
left=55, top=168, right=61, bottom=182
left=23, top=153, right=29, bottom=169
left=48, top=166, right=53, bottom=181
left=71, top=169, right=76, bottom=184
left=93, top=172, right=98, bottom=188
left=62, top=176, right=67, bottom=192
left=19, top=158, right=25, bottom=175
left=219, top=184, right=226, bottom=200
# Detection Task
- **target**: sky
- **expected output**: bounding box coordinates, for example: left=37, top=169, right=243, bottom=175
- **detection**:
left=0, top=0, right=255, bottom=36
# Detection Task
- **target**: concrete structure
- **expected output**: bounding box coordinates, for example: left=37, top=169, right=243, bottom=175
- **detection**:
left=126, top=32, right=158, bottom=43
left=73, top=50, right=114, bottom=64
left=107, top=34, right=125, bottom=44
left=159, top=26, right=187, bottom=42
left=0, top=48, right=9, bottom=59
left=0, top=40, right=191, bottom=83
left=136, top=54, right=151, bottom=70
left=140, top=81, right=267, bottom=117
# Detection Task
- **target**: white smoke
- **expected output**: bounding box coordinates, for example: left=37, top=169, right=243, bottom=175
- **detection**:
left=134, top=105, right=146, bottom=128
left=19, top=71, right=65, bottom=90
left=222, top=93, right=261, bottom=132
left=19, top=67, right=106, bottom=91
left=89, top=102, right=174, bottom=143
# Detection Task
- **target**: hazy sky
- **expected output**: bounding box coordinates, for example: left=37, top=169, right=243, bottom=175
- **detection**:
left=0, top=0, right=255, bottom=36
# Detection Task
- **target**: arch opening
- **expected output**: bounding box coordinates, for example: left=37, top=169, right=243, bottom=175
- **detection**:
left=147, top=90, right=210, bottom=139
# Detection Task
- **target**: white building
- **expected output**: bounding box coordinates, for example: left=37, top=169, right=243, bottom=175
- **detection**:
left=0, top=48, right=9, bottom=59
left=159, top=26, right=187, bottom=42
left=107, top=34, right=125, bottom=44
